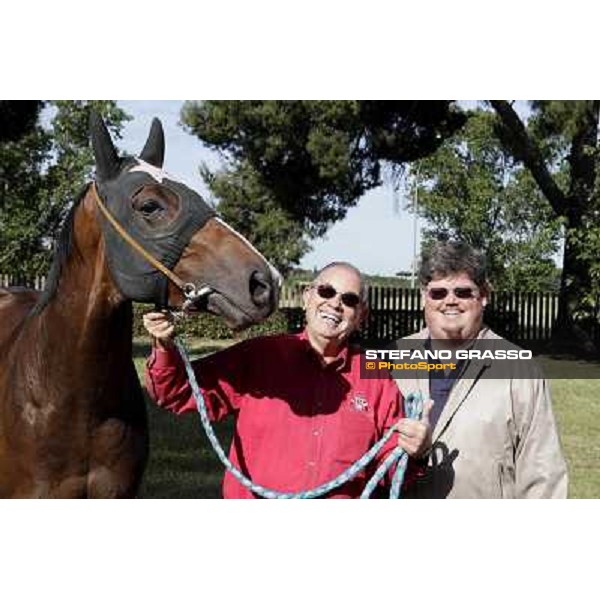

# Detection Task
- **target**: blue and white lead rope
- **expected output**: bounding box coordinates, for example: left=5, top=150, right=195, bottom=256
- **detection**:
left=175, top=338, right=423, bottom=499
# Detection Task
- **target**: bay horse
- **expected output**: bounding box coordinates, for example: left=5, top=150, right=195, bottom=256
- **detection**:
left=0, top=113, right=281, bottom=498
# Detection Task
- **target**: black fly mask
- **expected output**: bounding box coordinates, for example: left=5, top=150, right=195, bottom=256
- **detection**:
left=90, top=113, right=215, bottom=306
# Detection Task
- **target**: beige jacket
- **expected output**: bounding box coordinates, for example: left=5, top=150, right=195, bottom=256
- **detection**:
left=394, top=327, right=568, bottom=498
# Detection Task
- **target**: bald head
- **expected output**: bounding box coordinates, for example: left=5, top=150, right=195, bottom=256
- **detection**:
left=313, top=262, right=368, bottom=303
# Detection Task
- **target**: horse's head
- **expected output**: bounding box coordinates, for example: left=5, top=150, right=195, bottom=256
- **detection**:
left=90, top=112, right=281, bottom=329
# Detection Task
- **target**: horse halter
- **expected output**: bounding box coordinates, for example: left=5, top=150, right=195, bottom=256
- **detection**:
left=91, top=182, right=211, bottom=310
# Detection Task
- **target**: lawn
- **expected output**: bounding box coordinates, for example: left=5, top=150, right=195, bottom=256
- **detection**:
left=135, top=338, right=233, bottom=499
left=134, top=339, right=600, bottom=499
left=547, top=375, right=600, bottom=498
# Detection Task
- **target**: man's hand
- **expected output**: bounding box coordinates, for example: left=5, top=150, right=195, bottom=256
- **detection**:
left=142, top=311, right=176, bottom=350
left=396, top=399, right=433, bottom=458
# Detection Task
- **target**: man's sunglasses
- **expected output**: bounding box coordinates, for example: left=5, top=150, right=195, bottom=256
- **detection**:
left=313, top=283, right=361, bottom=308
left=426, top=286, right=479, bottom=301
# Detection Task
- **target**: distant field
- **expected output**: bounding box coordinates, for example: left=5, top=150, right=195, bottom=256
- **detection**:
left=134, top=339, right=600, bottom=499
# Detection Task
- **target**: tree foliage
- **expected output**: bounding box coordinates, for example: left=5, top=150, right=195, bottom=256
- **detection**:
left=410, top=109, right=562, bottom=291
left=201, top=162, right=310, bottom=273
left=0, top=101, right=43, bottom=143
left=181, top=101, right=466, bottom=272
left=0, top=101, right=130, bottom=279
left=490, top=100, right=600, bottom=350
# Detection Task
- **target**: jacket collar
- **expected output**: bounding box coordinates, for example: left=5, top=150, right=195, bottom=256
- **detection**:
left=403, top=326, right=494, bottom=442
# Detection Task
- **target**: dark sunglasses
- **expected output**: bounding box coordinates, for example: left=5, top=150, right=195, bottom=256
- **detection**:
left=313, top=283, right=361, bottom=308
left=427, top=286, right=479, bottom=301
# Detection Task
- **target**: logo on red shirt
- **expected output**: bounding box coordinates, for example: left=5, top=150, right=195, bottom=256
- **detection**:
left=350, top=393, right=369, bottom=412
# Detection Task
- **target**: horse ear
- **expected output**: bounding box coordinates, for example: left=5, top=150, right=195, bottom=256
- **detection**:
left=89, top=111, right=120, bottom=181
left=139, top=118, right=165, bottom=168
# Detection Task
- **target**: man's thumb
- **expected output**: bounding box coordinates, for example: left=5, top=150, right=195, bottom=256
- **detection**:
left=421, top=399, right=434, bottom=423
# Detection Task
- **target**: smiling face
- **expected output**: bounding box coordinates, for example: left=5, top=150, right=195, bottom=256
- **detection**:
left=423, top=271, right=488, bottom=341
left=303, top=265, right=367, bottom=356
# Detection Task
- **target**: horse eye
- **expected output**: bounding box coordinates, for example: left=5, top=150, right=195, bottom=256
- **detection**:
left=139, top=199, right=163, bottom=217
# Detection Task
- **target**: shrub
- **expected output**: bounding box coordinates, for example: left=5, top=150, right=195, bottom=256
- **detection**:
left=132, top=304, right=304, bottom=340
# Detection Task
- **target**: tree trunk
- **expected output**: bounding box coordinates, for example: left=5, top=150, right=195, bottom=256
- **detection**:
left=551, top=217, right=598, bottom=355
left=489, top=100, right=599, bottom=355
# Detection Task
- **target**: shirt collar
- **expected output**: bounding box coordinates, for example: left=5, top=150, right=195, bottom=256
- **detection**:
left=298, top=328, right=351, bottom=372
left=419, top=325, right=490, bottom=343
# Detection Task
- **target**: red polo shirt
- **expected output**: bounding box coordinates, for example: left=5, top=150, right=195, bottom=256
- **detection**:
left=145, top=331, right=404, bottom=498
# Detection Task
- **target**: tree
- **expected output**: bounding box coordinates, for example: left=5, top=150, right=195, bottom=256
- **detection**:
left=0, top=101, right=130, bottom=280
left=181, top=101, right=466, bottom=273
left=0, top=101, right=42, bottom=143
left=201, top=162, right=310, bottom=273
left=409, top=109, right=562, bottom=291
left=490, top=101, right=600, bottom=351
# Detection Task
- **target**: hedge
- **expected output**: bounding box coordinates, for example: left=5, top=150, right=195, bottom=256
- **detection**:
left=132, top=303, right=305, bottom=340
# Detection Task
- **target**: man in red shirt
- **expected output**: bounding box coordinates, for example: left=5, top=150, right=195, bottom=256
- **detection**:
left=144, top=262, right=432, bottom=498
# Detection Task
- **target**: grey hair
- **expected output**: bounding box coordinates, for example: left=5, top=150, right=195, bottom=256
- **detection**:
left=419, top=241, right=489, bottom=290
left=312, top=261, right=368, bottom=303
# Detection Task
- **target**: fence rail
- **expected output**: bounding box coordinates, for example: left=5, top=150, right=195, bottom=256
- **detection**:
left=279, top=282, right=599, bottom=346
left=0, top=273, right=47, bottom=289
left=3, top=276, right=597, bottom=346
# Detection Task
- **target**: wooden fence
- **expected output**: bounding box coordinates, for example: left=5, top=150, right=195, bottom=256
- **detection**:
left=0, top=273, right=47, bottom=289
left=3, top=275, right=598, bottom=346
left=279, top=282, right=600, bottom=346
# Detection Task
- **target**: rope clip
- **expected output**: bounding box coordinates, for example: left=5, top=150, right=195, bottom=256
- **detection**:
left=181, top=283, right=213, bottom=311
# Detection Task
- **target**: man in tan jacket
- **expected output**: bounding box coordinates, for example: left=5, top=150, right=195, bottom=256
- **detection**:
left=394, top=241, right=568, bottom=498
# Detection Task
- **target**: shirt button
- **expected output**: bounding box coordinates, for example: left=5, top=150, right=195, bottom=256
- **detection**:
left=308, top=461, right=316, bottom=468
left=312, top=430, right=320, bottom=436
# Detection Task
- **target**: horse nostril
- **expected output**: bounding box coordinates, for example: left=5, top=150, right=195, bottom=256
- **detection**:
left=249, top=271, right=271, bottom=307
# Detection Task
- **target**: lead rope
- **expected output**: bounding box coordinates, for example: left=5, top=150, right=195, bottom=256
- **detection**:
left=174, top=337, right=423, bottom=499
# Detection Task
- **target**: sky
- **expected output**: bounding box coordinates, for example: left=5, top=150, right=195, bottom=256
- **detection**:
left=117, top=100, right=425, bottom=277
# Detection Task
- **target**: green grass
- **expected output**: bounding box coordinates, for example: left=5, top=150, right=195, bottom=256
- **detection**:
left=134, top=338, right=233, bottom=498
left=134, top=339, right=600, bottom=498
left=546, top=362, right=600, bottom=498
